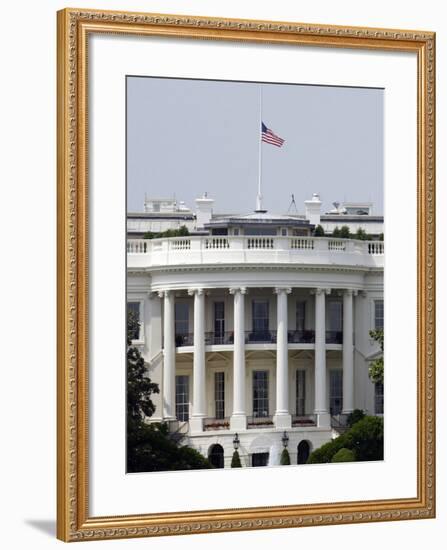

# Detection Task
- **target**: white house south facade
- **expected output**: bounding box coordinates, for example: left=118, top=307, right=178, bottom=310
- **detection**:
left=127, top=195, right=384, bottom=468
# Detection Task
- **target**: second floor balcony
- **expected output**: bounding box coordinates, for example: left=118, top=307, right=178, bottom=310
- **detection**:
left=174, top=329, right=342, bottom=348
left=127, top=235, right=384, bottom=270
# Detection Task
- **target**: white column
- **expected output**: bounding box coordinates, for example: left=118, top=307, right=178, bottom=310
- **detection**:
left=189, top=288, right=206, bottom=433
left=342, top=289, right=355, bottom=414
left=230, top=287, right=247, bottom=431
left=274, top=287, right=292, bottom=428
left=160, top=290, right=175, bottom=420
left=313, top=288, right=331, bottom=427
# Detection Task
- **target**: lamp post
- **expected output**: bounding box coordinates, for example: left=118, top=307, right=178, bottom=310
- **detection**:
left=233, top=433, right=240, bottom=451
left=282, top=430, right=289, bottom=448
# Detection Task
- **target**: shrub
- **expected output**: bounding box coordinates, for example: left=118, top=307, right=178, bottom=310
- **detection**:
left=307, top=435, right=347, bottom=464
left=314, top=224, right=325, bottom=236
left=332, top=226, right=341, bottom=238
left=231, top=450, right=242, bottom=468
left=340, top=225, right=351, bottom=238
left=355, top=227, right=368, bottom=240
left=307, top=415, right=384, bottom=464
left=347, top=409, right=366, bottom=428
left=332, top=448, right=356, bottom=463
left=143, top=225, right=190, bottom=240
left=343, top=416, right=384, bottom=461
left=280, top=448, right=291, bottom=465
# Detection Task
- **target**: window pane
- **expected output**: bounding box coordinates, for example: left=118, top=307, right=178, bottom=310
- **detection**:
left=175, top=303, right=189, bottom=335
left=296, top=370, right=306, bottom=415
left=214, top=302, right=225, bottom=340
left=127, top=302, right=140, bottom=340
left=214, top=372, right=225, bottom=419
left=329, top=370, right=343, bottom=415
left=252, top=301, right=269, bottom=333
left=175, top=375, right=189, bottom=421
left=375, top=382, right=384, bottom=414
left=374, top=300, right=384, bottom=329
left=253, top=370, right=269, bottom=417
left=328, top=301, right=343, bottom=331
left=296, top=301, right=306, bottom=332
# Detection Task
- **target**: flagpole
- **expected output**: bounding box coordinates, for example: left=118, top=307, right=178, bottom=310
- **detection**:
left=256, top=86, right=263, bottom=212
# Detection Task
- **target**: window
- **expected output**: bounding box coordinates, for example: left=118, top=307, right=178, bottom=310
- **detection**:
left=233, top=228, right=240, bottom=236
left=375, top=382, right=384, bottom=414
left=245, top=226, right=276, bottom=236
left=253, top=370, right=269, bottom=417
left=214, top=301, right=225, bottom=343
left=296, top=301, right=306, bottom=332
left=214, top=372, right=225, bottom=419
left=175, top=375, right=189, bottom=421
left=296, top=370, right=306, bottom=416
left=252, top=300, right=269, bottom=334
left=175, top=303, right=189, bottom=336
left=281, top=227, right=287, bottom=236
left=127, top=301, right=141, bottom=340
left=328, top=301, right=343, bottom=331
left=329, top=369, right=343, bottom=415
left=374, top=299, right=384, bottom=329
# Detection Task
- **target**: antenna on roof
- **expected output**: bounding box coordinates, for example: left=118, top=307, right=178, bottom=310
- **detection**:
left=287, top=193, right=298, bottom=214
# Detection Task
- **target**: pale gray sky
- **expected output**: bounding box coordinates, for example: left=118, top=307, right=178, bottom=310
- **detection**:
left=127, top=76, right=383, bottom=215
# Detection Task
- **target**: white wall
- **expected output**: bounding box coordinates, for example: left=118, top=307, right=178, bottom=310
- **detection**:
left=1, top=1, right=445, bottom=549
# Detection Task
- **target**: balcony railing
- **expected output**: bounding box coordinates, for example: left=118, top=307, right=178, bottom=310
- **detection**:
left=326, top=330, right=343, bottom=344
left=175, top=330, right=343, bottom=347
left=203, top=417, right=230, bottom=430
left=205, top=331, right=234, bottom=345
left=127, top=236, right=384, bottom=269
left=288, top=330, right=315, bottom=344
left=292, top=415, right=317, bottom=426
left=247, top=415, right=274, bottom=428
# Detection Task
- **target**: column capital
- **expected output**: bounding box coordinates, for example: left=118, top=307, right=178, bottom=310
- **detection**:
left=274, top=287, right=292, bottom=295
left=311, top=288, right=331, bottom=296
left=187, top=287, right=205, bottom=296
left=358, top=290, right=367, bottom=298
left=157, top=289, right=170, bottom=298
left=229, top=287, right=248, bottom=295
left=338, top=288, right=356, bottom=297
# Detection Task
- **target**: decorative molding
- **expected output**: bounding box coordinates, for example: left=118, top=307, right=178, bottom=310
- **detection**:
left=274, top=287, right=292, bottom=295
left=57, top=7, right=435, bottom=542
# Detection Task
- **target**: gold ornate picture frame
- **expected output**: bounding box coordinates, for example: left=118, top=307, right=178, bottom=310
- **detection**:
left=57, top=7, right=435, bottom=542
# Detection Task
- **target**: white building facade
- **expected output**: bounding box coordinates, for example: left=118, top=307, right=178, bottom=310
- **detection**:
left=127, top=196, right=384, bottom=468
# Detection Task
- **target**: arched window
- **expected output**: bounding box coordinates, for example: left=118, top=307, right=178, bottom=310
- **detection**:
left=208, top=444, right=225, bottom=468
left=297, top=440, right=311, bottom=464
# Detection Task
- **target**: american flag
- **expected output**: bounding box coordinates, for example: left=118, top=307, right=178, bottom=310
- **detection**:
left=261, top=122, right=285, bottom=147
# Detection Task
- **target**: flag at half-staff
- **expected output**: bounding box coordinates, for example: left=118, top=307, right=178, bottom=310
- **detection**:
left=261, top=122, right=285, bottom=147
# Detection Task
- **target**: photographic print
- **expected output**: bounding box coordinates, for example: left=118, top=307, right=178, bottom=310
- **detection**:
left=126, top=76, right=385, bottom=472
left=58, top=9, right=435, bottom=541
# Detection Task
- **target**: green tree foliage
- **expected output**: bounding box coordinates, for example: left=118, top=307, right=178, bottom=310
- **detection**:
left=346, top=409, right=366, bottom=428
left=314, top=224, right=325, bottom=236
left=143, top=225, right=190, bottom=239
left=280, top=448, right=291, bottom=465
left=378, top=232, right=384, bottom=241
left=231, top=450, right=242, bottom=467
left=339, top=225, right=351, bottom=238
left=332, top=226, right=341, bottom=238
left=368, top=329, right=384, bottom=384
left=332, top=448, right=356, bottom=463
left=126, top=310, right=212, bottom=472
left=127, top=421, right=212, bottom=472
left=127, top=311, right=159, bottom=421
left=307, top=416, right=384, bottom=464
left=355, top=227, right=368, bottom=240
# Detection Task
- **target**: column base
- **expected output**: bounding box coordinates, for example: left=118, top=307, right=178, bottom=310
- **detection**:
left=189, top=416, right=205, bottom=433
left=315, top=412, right=331, bottom=428
left=230, top=414, right=247, bottom=431
left=273, top=413, right=292, bottom=429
